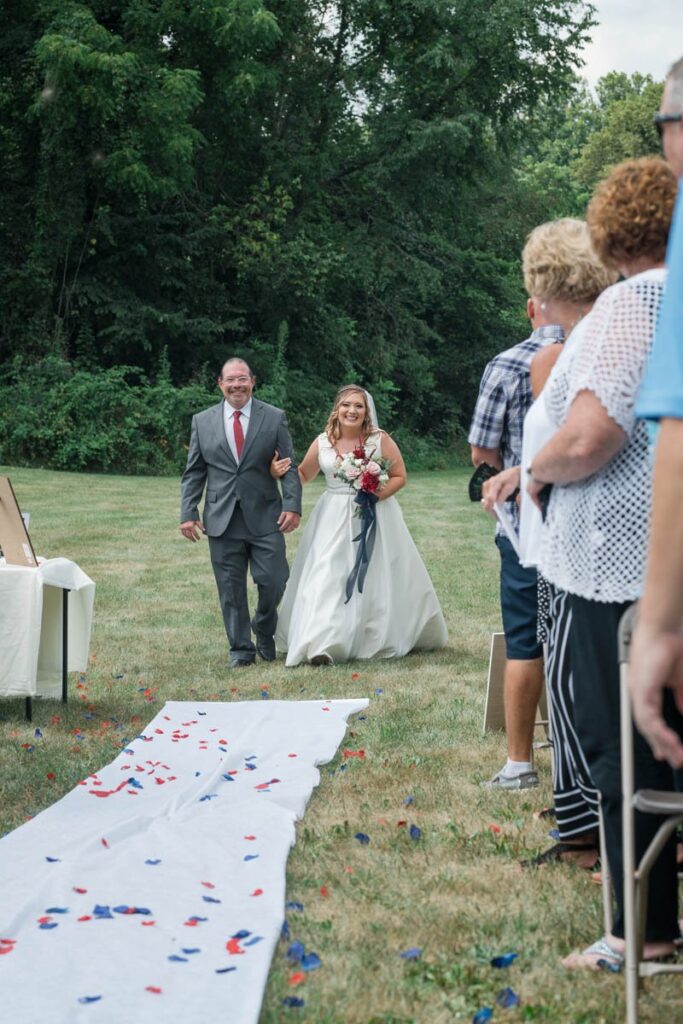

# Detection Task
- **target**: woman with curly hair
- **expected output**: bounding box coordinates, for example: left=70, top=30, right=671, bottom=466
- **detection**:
left=525, top=157, right=678, bottom=969
left=271, top=385, right=447, bottom=666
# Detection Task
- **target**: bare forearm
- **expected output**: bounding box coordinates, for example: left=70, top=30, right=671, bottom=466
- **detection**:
left=638, top=419, right=683, bottom=633
left=379, top=475, right=405, bottom=500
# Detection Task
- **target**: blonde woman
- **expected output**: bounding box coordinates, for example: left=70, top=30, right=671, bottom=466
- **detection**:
left=272, top=385, right=447, bottom=666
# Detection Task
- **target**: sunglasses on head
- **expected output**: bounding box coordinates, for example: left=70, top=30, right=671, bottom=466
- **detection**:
left=653, top=111, right=683, bottom=139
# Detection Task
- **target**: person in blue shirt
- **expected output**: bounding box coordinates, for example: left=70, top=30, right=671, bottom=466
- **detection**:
left=631, top=56, right=683, bottom=768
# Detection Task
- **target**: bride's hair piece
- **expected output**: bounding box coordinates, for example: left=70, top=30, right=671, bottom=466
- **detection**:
left=326, top=384, right=374, bottom=444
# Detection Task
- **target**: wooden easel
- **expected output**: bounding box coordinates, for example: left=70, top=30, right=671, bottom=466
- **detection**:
left=483, top=632, right=549, bottom=742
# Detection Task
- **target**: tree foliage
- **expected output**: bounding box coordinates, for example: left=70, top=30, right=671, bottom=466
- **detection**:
left=1, top=1, right=661, bottom=471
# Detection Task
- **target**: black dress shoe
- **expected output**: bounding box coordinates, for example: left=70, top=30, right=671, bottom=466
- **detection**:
left=229, top=658, right=255, bottom=669
left=255, top=636, right=276, bottom=662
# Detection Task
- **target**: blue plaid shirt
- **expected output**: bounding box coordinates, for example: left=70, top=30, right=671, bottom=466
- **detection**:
left=468, top=324, right=564, bottom=532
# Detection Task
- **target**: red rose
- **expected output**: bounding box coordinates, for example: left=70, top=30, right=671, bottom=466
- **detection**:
left=360, top=471, right=379, bottom=493
left=352, top=445, right=366, bottom=460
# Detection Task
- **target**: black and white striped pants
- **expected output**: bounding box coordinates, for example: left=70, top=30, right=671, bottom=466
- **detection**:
left=545, top=584, right=600, bottom=839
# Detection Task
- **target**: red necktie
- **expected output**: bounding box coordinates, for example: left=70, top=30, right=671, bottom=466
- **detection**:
left=232, top=409, right=245, bottom=460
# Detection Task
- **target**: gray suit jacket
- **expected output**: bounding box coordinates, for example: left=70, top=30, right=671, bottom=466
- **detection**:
left=180, top=398, right=302, bottom=537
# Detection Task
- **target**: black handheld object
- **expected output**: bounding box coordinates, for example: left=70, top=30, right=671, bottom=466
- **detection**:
left=468, top=462, right=499, bottom=502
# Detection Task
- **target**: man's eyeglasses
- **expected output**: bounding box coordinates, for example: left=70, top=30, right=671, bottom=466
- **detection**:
left=653, top=112, right=683, bottom=139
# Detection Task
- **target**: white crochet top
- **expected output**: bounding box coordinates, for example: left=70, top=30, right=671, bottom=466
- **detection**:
left=538, top=268, right=666, bottom=603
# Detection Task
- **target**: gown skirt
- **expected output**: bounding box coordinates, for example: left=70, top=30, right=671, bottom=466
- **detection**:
left=275, top=434, right=447, bottom=666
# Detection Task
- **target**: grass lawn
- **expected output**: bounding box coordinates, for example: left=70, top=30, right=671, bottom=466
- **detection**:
left=0, top=465, right=680, bottom=1023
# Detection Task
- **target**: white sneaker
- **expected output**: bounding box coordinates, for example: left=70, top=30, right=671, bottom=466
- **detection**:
left=481, top=768, right=539, bottom=790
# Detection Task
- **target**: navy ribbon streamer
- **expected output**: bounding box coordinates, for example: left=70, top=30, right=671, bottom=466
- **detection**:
left=344, top=491, right=378, bottom=602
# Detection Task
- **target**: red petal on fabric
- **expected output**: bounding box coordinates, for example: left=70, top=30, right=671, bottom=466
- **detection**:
left=218, top=739, right=228, bottom=745
left=244, top=836, right=256, bottom=841
left=250, top=889, right=263, bottom=896
left=225, top=938, right=245, bottom=955
left=322, top=707, right=330, bottom=712
left=201, top=881, right=216, bottom=889
left=145, top=986, right=162, bottom=994
left=101, top=838, right=109, bottom=848
left=141, top=921, right=156, bottom=927
left=288, top=972, right=305, bottom=986
left=77, top=916, right=92, bottom=922
left=73, top=887, right=87, bottom=894
left=37, top=917, right=52, bottom=924
left=288, top=754, right=297, bottom=758
left=155, top=778, right=165, bottom=785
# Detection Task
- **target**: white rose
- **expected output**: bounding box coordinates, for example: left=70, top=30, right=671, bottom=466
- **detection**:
left=346, top=465, right=362, bottom=479
left=365, top=461, right=381, bottom=476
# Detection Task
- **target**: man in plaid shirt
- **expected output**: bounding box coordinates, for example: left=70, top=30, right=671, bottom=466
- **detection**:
left=469, top=320, right=563, bottom=790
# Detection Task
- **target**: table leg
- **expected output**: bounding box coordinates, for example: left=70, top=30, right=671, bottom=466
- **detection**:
left=62, top=588, right=70, bottom=703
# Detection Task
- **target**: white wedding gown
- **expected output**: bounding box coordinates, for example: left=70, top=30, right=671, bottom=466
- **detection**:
left=275, top=432, right=448, bottom=666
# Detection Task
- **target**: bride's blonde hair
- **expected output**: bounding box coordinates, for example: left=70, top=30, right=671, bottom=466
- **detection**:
left=325, top=385, right=374, bottom=445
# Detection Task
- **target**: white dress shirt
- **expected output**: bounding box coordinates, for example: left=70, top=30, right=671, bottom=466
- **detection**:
left=223, top=397, right=252, bottom=463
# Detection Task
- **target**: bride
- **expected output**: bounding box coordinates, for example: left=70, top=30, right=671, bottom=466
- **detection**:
left=273, top=385, right=448, bottom=666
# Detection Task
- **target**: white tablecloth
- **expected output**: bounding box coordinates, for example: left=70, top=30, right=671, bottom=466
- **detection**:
left=0, top=557, right=95, bottom=698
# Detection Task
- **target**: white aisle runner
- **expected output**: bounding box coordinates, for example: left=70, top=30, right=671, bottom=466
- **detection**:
left=0, top=698, right=368, bottom=1023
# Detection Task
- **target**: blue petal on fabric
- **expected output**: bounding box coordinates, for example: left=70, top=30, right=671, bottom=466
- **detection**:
left=199, top=794, right=218, bottom=802
left=286, top=901, right=304, bottom=912
left=203, top=895, right=221, bottom=904
left=403, top=795, right=414, bottom=806
left=34, top=728, right=43, bottom=739
left=281, top=920, right=290, bottom=940
left=188, top=916, right=208, bottom=923
left=409, top=825, right=422, bottom=840
left=216, top=967, right=237, bottom=974
left=39, top=922, right=58, bottom=929
left=302, top=952, right=321, bottom=971
left=490, top=952, right=519, bottom=969
left=243, top=936, right=263, bottom=947
left=282, top=997, right=305, bottom=1008
left=232, top=929, right=251, bottom=940
left=45, top=856, right=60, bottom=863
left=245, top=764, right=257, bottom=771
left=145, top=859, right=161, bottom=866
left=287, top=941, right=305, bottom=962
left=181, top=948, right=201, bottom=955
left=496, top=987, right=520, bottom=1008
left=221, top=774, right=235, bottom=782
left=194, top=771, right=201, bottom=777
left=127, top=778, right=143, bottom=789
left=472, top=1008, right=493, bottom=1023
left=78, top=996, right=102, bottom=1004
left=93, top=905, right=114, bottom=919
left=244, top=854, right=259, bottom=862
left=45, top=907, right=69, bottom=914
left=245, top=755, right=257, bottom=761
left=197, top=711, right=207, bottom=716
left=168, top=955, right=189, bottom=962
left=354, top=832, right=370, bottom=845
left=399, top=948, right=422, bottom=960
left=113, top=906, right=151, bottom=915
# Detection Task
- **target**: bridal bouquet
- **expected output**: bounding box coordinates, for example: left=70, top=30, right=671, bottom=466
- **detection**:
left=333, top=445, right=391, bottom=506
left=334, top=445, right=391, bottom=602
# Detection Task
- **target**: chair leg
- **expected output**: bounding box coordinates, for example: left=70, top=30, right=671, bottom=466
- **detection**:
left=598, top=800, right=613, bottom=937
left=620, top=663, right=639, bottom=1024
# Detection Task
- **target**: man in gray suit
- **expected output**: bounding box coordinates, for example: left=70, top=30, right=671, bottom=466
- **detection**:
left=180, top=358, right=302, bottom=667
